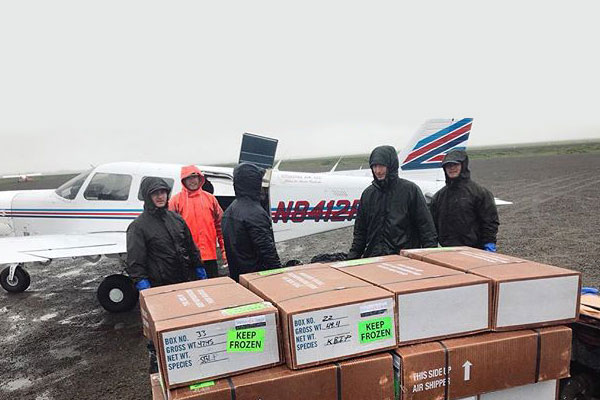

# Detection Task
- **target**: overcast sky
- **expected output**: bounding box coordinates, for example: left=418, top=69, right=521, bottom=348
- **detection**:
left=1, top=1, right=599, bottom=174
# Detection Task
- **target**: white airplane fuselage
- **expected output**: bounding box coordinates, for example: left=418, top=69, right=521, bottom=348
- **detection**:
left=0, top=161, right=443, bottom=243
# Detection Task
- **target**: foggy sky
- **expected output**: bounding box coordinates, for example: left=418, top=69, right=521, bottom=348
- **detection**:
left=1, top=1, right=599, bottom=175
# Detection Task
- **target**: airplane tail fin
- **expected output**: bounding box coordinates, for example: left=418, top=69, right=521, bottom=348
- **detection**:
left=397, top=118, right=473, bottom=181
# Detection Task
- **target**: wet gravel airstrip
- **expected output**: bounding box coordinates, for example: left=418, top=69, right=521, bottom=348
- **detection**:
left=1, top=153, right=599, bottom=399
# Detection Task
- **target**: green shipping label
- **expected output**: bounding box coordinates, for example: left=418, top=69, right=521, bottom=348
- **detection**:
left=226, top=328, right=265, bottom=352
left=221, top=302, right=267, bottom=316
left=190, top=381, right=215, bottom=390
left=257, top=267, right=290, bottom=276
left=358, top=316, right=393, bottom=344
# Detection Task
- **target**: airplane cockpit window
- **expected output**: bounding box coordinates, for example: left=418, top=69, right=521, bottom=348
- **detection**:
left=55, top=170, right=92, bottom=200
left=137, top=177, right=175, bottom=201
left=84, top=173, right=132, bottom=201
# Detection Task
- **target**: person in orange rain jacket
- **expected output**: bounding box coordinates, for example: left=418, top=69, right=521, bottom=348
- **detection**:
left=169, top=165, right=227, bottom=278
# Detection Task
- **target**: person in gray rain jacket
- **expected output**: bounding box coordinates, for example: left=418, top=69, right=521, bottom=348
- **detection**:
left=126, top=177, right=206, bottom=374
left=430, top=149, right=499, bottom=251
left=348, top=145, right=438, bottom=259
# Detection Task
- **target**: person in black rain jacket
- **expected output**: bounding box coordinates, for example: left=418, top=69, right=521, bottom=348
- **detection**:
left=222, top=163, right=282, bottom=281
left=348, top=145, right=438, bottom=259
left=430, top=149, right=499, bottom=251
left=127, top=177, right=204, bottom=289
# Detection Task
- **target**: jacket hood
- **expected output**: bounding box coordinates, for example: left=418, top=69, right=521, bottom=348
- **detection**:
left=180, top=165, right=205, bottom=192
left=369, top=145, right=399, bottom=189
left=442, top=149, right=471, bottom=183
left=140, top=177, right=171, bottom=213
left=233, top=163, right=264, bottom=200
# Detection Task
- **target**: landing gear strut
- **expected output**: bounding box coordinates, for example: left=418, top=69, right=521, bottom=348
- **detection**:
left=0, top=264, right=31, bottom=292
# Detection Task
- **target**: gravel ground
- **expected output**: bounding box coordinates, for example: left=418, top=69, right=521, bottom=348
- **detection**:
left=1, top=153, right=598, bottom=399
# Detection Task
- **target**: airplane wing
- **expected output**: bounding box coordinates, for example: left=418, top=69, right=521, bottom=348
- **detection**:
left=0, top=232, right=126, bottom=264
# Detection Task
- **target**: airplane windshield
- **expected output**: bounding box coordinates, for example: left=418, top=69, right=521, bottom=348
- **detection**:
left=55, top=170, right=92, bottom=200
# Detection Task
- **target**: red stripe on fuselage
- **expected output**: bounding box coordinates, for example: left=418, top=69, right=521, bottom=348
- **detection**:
left=5, top=211, right=141, bottom=216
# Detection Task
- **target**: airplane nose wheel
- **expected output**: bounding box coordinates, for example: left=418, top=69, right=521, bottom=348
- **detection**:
left=0, top=265, right=31, bottom=293
left=97, top=274, right=138, bottom=313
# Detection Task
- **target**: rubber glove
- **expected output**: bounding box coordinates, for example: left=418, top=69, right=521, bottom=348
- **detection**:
left=582, top=287, right=599, bottom=295
left=483, top=243, right=497, bottom=252
left=136, top=279, right=151, bottom=291
left=196, top=266, right=208, bottom=280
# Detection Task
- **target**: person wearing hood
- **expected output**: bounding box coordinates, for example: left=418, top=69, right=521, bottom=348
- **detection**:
left=430, top=149, right=499, bottom=251
left=126, top=177, right=206, bottom=374
left=222, top=163, right=282, bottom=281
left=127, top=177, right=205, bottom=290
left=348, top=145, right=438, bottom=259
left=169, top=165, right=227, bottom=278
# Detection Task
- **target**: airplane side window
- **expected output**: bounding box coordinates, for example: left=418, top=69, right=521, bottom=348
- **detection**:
left=84, top=173, right=132, bottom=201
left=137, top=177, right=175, bottom=201
left=55, top=170, right=92, bottom=200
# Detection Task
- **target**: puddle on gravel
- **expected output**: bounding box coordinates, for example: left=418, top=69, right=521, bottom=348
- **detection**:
left=55, top=268, right=84, bottom=278
left=1, top=377, right=33, bottom=391
left=35, top=391, right=52, bottom=400
left=50, top=345, right=80, bottom=359
left=34, top=313, right=58, bottom=322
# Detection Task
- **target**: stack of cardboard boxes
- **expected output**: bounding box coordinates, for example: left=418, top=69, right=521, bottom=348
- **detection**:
left=144, top=247, right=581, bottom=400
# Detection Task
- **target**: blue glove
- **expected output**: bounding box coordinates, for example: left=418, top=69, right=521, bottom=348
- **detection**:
left=136, top=279, right=151, bottom=291
left=483, top=243, right=497, bottom=252
left=582, top=287, right=599, bottom=295
left=196, top=266, right=208, bottom=280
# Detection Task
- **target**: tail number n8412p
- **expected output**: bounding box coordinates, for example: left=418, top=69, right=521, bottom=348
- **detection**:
left=272, top=200, right=360, bottom=223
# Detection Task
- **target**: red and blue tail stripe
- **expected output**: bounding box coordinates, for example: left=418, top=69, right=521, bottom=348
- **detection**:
left=401, top=118, right=472, bottom=170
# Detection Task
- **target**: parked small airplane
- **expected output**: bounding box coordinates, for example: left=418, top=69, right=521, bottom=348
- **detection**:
left=0, top=118, right=499, bottom=312
left=2, top=173, right=43, bottom=183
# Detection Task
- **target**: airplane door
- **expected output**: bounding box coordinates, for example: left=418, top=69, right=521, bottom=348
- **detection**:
left=239, top=133, right=278, bottom=215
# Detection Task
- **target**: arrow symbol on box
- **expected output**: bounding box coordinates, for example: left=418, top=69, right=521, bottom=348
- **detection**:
left=462, top=360, right=473, bottom=381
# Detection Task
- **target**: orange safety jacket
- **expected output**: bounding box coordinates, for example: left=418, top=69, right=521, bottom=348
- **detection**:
left=169, top=165, right=227, bottom=263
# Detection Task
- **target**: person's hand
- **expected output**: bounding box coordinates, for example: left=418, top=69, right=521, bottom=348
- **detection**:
left=136, top=279, right=151, bottom=291
left=221, top=251, right=228, bottom=265
left=483, top=243, right=497, bottom=252
left=196, top=266, right=208, bottom=280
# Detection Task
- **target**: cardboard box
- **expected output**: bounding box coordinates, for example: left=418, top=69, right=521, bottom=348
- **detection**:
left=393, top=326, right=571, bottom=400
left=401, top=247, right=581, bottom=330
left=457, top=380, right=559, bottom=400
left=581, top=294, right=600, bottom=319
left=240, top=265, right=397, bottom=369
left=141, top=277, right=282, bottom=389
left=151, top=373, right=164, bottom=400
left=165, top=353, right=393, bottom=400
left=140, top=279, right=216, bottom=338
left=400, top=247, right=527, bottom=270
left=330, top=255, right=492, bottom=344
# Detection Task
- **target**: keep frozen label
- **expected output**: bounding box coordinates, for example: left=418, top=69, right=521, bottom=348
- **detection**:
left=226, top=328, right=265, bottom=352
left=291, top=299, right=396, bottom=366
left=358, top=316, right=393, bottom=343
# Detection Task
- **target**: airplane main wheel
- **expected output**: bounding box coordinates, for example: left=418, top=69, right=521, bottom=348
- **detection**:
left=0, top=265, right=31, bottom=293
left=97, top=274, right=138, bottom=313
